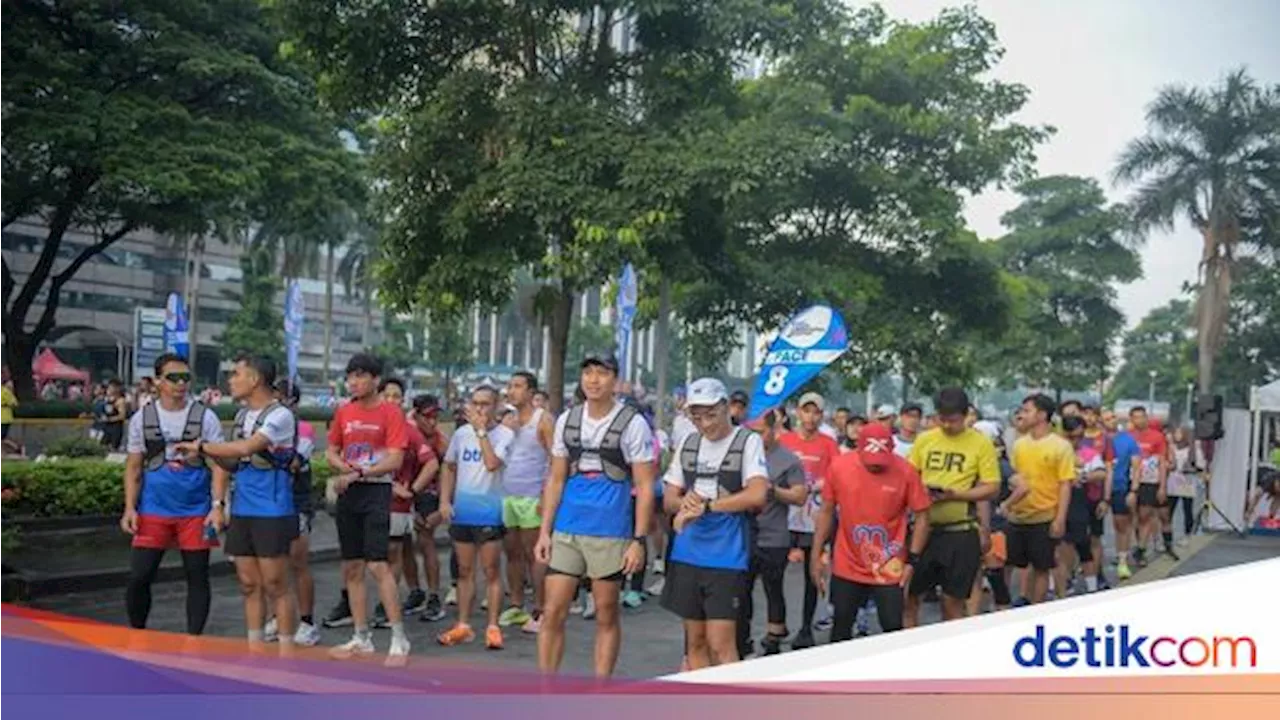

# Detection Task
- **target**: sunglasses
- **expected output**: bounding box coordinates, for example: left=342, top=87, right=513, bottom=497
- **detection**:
left=163, top=372, right=192, bottom=384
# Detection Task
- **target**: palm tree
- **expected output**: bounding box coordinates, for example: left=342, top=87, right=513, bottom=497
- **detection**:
left=1113, top=69, right=1280, bottom=396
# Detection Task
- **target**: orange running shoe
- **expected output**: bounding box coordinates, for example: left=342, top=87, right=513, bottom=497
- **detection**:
left=485, top=624, right=504, bottom=651
left=436, top=623, right=475, bottom=647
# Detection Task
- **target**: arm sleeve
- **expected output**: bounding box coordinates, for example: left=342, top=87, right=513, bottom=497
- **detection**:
left=978, top=439, right=1000, bottom=484
left=489, top=425, right=515, bottom=460
left=201, top=410, right=225, bottom=443
left=741, top=433, right=769, bottom=483
left=125, top=411, right=146, bottom=454
left=663, top=446, right=685, bottom=489
left=259, top=408, right=296, bottom=448
left=907, top=438, right=925, bottom=471
left=327, top=408, right=344, bottom=447
left=782, top=455, right=804, bottom=489
left=904, top=464, right=932, bottom=513
left=443, top=431, right=461, bottom=464
left=1057, top=442, right=1078, bottom=483
left=621, top=415, right=656, bottom=464
left=820, top=471, right=836, bottom=505
left=551, top=413, right=570, bottom=458
left=383, top=407, right=409, bottom=450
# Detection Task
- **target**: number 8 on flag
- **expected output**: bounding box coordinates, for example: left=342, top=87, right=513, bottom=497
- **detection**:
left=747, top=305, right=849, bottom=421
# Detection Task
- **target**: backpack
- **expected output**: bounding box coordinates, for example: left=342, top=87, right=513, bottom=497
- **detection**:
left=677, top=427, right=751, bottom=499
left=564, top=404, right=640, bottom=481
left=231, top=402, right=298, bottom=471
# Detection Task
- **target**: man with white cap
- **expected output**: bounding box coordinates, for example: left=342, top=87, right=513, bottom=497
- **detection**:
left=777, top=391, right=841, bottom=649
left=813, top=423, right=931, bottom=641
left=662, top=377, right=769, bottom=669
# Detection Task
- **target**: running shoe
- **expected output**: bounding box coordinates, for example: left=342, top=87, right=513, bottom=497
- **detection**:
left=371, top=603, right=390, bottom=629
left=1011, top=597, right=1031, bottom=608
left=653, top=558, right=666, bottom=575
left=760, top=634, right=783, bottom=656
left=791, top=630, right=815, bottom=650
left=583, top=594, right=597, bottom=620
left=485, top=624, right=504, bottom=651
left=420, top=594, right=446, bottom=622
left=1133, top=547, right=1147, bottom=567
left=481, top=595, right=489, bottom=611
left=385, top=635, right=411, bottom=668
left=569, top=598, right=585, bottom=615
left=445, top=587, right=458, bottom=606
left=1117, top=559, right=1132, bottom=580
left=646, top=577, right=666, bottom=596
left=437, top=623, right=475, bottom=646
left=621, top=590, right=644, bottom=609
left=294, top=622, right=321, bottom=647
left=1095, top=574, right=1111, bottom=591
left=329, top=634, right=375, bottom=660
left=521, top=611, right=542, bottom=634
left=404, top=589, right=428, bottom=615
left=499, top=606, right=531, bottom=627
left=738, top=640, right=754, bottom=659
left=263, top=617, right=280, bottom=643
left=322, top=596, right=353, bottom=628
left=814, top=615, right=833, bottom=632
left=1164, top=545, right=1180, bottom=561
left=1176, top=537, right=1190, bottom=549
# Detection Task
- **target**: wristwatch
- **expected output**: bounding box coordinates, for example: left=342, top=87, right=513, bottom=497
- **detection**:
left=703, top=497, right=713, bottom=514
left=907, top=551, right=922, bottom=567
left=476, top=428, right=488, bottom=439
left=212, top=499, right=225, bottom=510
left=632, top=535, right=646, bottom=545
left=765, top=486, right=776, bottom=504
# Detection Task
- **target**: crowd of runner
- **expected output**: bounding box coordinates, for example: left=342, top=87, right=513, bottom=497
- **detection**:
left=118, top=350, right=1229, bottom=673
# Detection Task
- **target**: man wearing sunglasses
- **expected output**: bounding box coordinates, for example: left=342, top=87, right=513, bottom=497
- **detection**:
left=122, top=353, right=226, bottom=636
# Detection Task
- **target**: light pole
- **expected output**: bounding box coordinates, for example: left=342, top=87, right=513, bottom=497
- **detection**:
left=1148, top=370, right=1157, bottom=403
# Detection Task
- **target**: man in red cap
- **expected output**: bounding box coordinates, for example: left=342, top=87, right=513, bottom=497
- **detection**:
left=811, top=423, right=931, bottom=641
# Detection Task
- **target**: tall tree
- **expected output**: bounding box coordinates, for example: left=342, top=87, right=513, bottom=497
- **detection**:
left=990, top=175, right=1141, bottom=397
left=1, top=0, right=350, bottom=398
left=1113, top=69, right=1280, bottom=398
left=425, top=313, right=475, bottom=406
left=217, top=243, right=286, bottom=366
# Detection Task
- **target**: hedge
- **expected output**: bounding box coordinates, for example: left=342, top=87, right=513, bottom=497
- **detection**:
left=1, top=458, right=335, bottom=519
left=13, top=400, right=334, bottom=422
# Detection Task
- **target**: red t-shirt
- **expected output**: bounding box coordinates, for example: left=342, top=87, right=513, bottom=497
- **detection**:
left=392, top=424, right=436, bottom=513
left=777, top=430, right=840, bottom=488
left=327, top=400, right=409, bottom=473
left=1134, top=427, right=1168, bottom=460
left=822, top=453, right=931, bottom=586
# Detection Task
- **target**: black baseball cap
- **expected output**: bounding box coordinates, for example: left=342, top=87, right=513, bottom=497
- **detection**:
left=412, top=394, right=441, bottom=415
left=581, top=352, right=619, bottom=374
left=729, top=390, right=750, bottom=405
left=272, top=378, right=300, bottom=403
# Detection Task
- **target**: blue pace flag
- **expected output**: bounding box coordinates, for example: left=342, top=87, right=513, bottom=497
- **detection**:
left=163, top=293, right=190, bottom=360
left=614, top=263, right=638, bottom=382
left=284, top=280, right=305, bottom=386
left=746, top=305, right=849, bottom=421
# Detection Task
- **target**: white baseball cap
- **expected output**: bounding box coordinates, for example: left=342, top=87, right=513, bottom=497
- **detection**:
left=797, top=392, right=825, bottom=411
left=875, top=403, right=897, bottom=419
left=687, top=377, right=729, bottom=407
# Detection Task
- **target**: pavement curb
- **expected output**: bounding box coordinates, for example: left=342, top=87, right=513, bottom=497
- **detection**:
left=1121, top=533, right=1217, bottom=586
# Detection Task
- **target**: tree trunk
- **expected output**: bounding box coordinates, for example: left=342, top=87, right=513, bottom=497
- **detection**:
left=654, top=276, right=672, bottom=429
left=7, top=332, right=37, bottom=401
left=361, top=290, right=373, bottom=350
left=547, top=284, right=574, bottom=414
left=323, top=240, right=335, bottom=384
left=1195, top=226, right=1234, bottom=396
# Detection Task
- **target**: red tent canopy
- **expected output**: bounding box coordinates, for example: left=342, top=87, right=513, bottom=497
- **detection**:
left=33, top=348, right=90, bottom=384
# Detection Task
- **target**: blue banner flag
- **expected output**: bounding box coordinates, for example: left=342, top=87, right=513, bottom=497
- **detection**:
left=284, top=280, right=305, bottom=386
left=614, top=263, right=638, bottom=382
left=163, top=293, right=190, bottom=360
left=746, top=304, right=849, bottom=421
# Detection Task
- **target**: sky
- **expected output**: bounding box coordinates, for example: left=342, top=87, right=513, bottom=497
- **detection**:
left=878, top=0, right=1280, bottom=328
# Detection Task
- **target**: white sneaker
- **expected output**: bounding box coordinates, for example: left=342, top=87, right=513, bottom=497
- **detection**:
left=329, top=634, right=375, bottom=660
left=569, top=599, right=585, bottom=615
left=445, top=587, right=458, bottom=606
left=583, top=594, right=597, bottom=620
left=647, top=577, right=666, bottom=597
left=294, top=622, right=321, bottom=647
left=653, top=558, right=666, bottom=575
left=1177, top=537, right=1190, bottom=548
left=263, top=617, right=279, bottom=643
left=384, top=635, right=411, bottom=668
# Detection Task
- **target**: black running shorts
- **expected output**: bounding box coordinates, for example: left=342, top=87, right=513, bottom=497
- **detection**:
left=908, top=527, right=982, bottom=600
left=661, top=560, right=749, bottom=621
left=335, top=483, right=392, bottom=562
left=1007, top=522, right=1056, bottom=571
left=225, top=515, right=298, bottom=558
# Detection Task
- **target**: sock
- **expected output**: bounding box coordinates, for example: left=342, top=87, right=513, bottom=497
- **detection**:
left=1162, top=532, right=1173, bottom=549
left=1084, top=576, right=1098, bottom=592
left=300, top=614, right=313, bottom=626
left=247, top=629, right=264, bottom=642
left=390, top=621, right=407, bottom=643
left=354, top=626, right=371, bottom=643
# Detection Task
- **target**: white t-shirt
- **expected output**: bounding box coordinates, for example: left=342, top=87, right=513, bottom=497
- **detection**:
left=671, top=414, right=697, bottom=453
left=552, top=402, right=654, bottom=470
left=818, top=423, right=839, bottom=441
left=126, top=401, right=225, bottom=459
left=238, top=404, right=297, bottom=453
left=894, top=434, right=915, bottom=459
left=664, top=429, right=768, bottom=499
left=446, top=423, right=515, bottom=499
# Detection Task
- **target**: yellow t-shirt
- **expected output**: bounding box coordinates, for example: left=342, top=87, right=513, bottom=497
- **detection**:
left=907, top=427, right=1000, bottom=529
left=1009, top=433, right=1076, bottom=524
left=0, top=385, right=16, bottom=425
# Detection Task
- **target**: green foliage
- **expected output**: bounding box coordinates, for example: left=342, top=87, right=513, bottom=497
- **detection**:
left=1, top=461, right=122, bottom=517
left=425, top=314, right=475, bottom=376
left=44, top=436, right=109, bottom=459
left=1, top=0, right=356, bottom=400
left=12, top=401, right=93, bottom=419
left=987, top=175, right=1140, bottom=393
left=1107, top=299, right=1196, bottom=407
left=216, top=243, right=285, bottom=366
left=565, top=319, right=616, bottom=388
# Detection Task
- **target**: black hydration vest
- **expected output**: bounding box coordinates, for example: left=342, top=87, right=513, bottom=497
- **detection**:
left=678, top=427, right=750, bottom=499
left=564, top=404, right=639, bottom=481
left=141, top=401, right=207, bottom=472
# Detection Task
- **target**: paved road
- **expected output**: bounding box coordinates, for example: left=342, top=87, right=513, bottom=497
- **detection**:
left=32, top=527, right=1275, bottom=679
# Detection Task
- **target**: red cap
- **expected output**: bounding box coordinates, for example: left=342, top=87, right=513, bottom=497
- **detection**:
left=858, top=423, right=895, bottom=467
